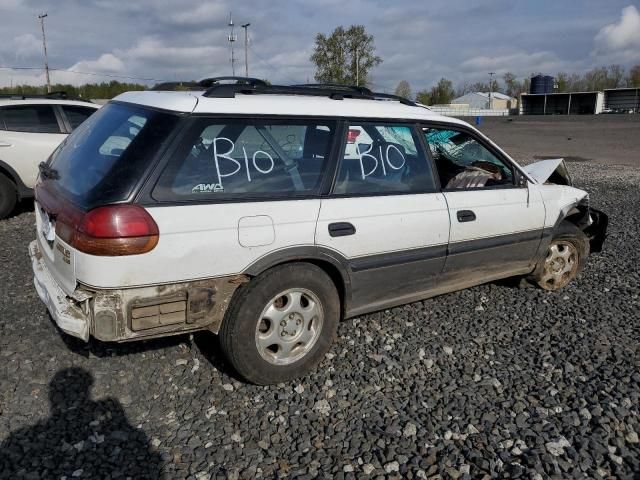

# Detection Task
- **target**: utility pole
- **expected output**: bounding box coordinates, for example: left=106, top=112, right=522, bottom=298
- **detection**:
left=488, top=72, right=495, bottom=109
left=38, top=13, right=51, bottom=93
left=241, top=23, right=250, bottom=77
left=227, top=13, right=237, bottom=76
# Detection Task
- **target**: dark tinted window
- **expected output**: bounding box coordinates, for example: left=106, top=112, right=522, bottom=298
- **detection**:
left=47, top=103, right=179, bottom=208
left=333, top=124, right=436, bottom=195
left=423, top=128, right=514, bottom=189
left=153, top=119, right=336, bottom=200
left=61, top=105, right=96, bottom=130
left=0, top=105, right=60, bottom=133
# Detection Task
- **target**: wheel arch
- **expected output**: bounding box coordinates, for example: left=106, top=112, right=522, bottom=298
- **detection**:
left=0, top=159, right=32, bottom=199
left=243, top=247, right=353, bottom=317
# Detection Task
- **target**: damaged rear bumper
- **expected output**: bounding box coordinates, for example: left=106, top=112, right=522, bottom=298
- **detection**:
left=30, top=240, right=90, bottom=341
left=29, top=240, right=247, bottom=343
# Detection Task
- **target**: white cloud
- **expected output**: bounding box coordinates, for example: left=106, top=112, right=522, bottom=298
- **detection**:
left=460, top=51, right=566, bottom=76
left=593, top=5, right=640, bottom=62
left=13, top=33, right=41, bottom=58
left=69, top=53, right=125, bottom=73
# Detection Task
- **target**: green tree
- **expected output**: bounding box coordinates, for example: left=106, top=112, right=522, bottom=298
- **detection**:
left=415, top=89, right=431, bottom=105
left=394, top=80, right=412, bottom=99
left=502, top=72, right=522, bottom=97
left=627, top=64, right=640, bottom=87
left=310, top=25, right=382, bottom=86
left=429, top=78, right=455, bottom=105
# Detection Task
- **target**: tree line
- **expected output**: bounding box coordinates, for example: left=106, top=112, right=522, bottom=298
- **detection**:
left=0, top=81, right=146, bottom=99
left=397, top=64, right=640, bottom=105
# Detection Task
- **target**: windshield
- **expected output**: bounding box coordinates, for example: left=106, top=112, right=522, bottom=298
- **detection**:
left=46, top=103, right=179, bottom=209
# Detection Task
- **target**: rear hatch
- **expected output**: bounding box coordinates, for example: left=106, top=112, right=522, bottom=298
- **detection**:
left=35, top=102, right=180, bottom=294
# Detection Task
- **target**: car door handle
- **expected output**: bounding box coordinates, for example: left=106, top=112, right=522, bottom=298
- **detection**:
left=0, top=141, right=12, bottom=147
left=328, top=222, right=356, bottom=237
left=457, top=210, right=476, bottom=222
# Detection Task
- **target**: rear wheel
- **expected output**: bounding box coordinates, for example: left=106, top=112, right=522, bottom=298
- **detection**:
left=219, top=263, right=340, bottom=384
left=0, top=173, right=18, bottom=220
left=532, top=221, right=589, bottom=290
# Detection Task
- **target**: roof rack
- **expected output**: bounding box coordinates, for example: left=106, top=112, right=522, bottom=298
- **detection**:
left=0, top=91, right=92, bottom=103
left=201, top=79, right=417, bottom=106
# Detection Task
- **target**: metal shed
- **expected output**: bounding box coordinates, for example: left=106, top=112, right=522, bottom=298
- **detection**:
left=520, top=92, right=604, bottom=115
left=603, top=88, right=639, bottom=113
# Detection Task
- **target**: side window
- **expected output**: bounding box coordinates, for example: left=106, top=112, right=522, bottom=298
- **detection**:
left=423, top=128, right=514, bottom=190
left=61, top=105, right=96, bottom=130
left=0, top=105, right=61, bottom=133
left=153, top=119, right=336, bottom=200
left=333, top=123, right=436, bottom=195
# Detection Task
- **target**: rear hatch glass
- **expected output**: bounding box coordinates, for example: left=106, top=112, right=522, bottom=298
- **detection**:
left=44, top=102, right=180, bottom=209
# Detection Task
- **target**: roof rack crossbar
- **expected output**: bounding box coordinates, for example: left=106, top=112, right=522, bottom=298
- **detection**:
left=201, top=81, right=418, bottom=106
left=202, top=83, right=379, bottom=100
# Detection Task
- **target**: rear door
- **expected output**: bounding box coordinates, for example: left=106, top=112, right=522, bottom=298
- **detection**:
left=315, top=122, right=450, bottom=314
left=0, top=104, right=66, bottom=188
left=59, top=104, right=98, bottom=131
left=422, top=126, right=545, bottom=281
left=121, top=117, right=339, bottom=289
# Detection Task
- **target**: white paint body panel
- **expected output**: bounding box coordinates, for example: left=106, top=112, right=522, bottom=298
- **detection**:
left=73, top=200, right=320, bottom=289
left=536, top=185, right=589, bottom=227
left=315, top=194, right=450, bottom=258
left=0, top=130, right=66, bottom=187
left=444, top=186, right=546, bottom=243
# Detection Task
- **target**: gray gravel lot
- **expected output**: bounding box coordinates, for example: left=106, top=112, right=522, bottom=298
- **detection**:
left=1, top=119, right=639, bottom=479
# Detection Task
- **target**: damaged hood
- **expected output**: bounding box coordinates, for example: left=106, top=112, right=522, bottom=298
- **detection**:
left=523, top=158, right=573, bottom=185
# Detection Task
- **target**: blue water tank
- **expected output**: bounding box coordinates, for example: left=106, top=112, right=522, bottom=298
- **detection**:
left=530, top=75, right=555, bottom=94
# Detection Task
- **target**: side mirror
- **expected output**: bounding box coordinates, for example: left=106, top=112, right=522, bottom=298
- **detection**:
left=516, top=172, right=529, bottom=188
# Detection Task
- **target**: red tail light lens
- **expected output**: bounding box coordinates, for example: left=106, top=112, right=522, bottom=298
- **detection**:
left=347, top=128, right=361, bottom=143
left=57, top=205, right=159, bottom=256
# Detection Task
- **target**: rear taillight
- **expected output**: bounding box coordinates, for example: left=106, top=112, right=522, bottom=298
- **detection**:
left=57, top=205, right=159, bottom=256
left=347, top=128, right=361, bottom=143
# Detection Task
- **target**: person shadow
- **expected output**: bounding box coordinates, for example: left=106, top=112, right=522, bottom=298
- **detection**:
left=0, top=367, right=162, bottom=479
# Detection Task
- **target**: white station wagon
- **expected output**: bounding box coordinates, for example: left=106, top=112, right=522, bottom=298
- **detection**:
left=0, top=93, right=99, bottom=218
left=29, top=78, right=607, bottom=384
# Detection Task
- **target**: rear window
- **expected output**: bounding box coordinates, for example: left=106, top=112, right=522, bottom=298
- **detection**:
left=0, top=105, right=61, bottom=133
left=153, top=118, right=336, bottom=200
left=46, top=103, right=179, bottom=208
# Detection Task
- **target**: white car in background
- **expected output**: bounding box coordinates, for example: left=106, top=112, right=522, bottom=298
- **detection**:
left=29, top=79, right=607, bottom=384
left=0, top=93, right=99, bottom=218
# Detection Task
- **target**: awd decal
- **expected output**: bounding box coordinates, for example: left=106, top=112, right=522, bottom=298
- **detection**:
left=192, top=183, right=225, bottom=193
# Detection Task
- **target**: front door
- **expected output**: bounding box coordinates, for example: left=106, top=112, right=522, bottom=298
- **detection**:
left=315, top=122, right=450, bottom=315
left=422, top=126, right=545, bottom=282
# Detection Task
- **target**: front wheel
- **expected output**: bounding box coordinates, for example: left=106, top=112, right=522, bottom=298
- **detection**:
left=531, top=221, right=589, bottom=290
left=219, top=263, right=340, bottom=384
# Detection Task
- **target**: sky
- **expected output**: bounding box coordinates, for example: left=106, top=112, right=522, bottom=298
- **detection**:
left=1, top=0, right=640, bottom=91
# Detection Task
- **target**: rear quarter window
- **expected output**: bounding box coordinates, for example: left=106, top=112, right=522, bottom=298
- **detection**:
left=61, top=105, right=97, bottom=130
left=153, top=119, right=336, bottom=201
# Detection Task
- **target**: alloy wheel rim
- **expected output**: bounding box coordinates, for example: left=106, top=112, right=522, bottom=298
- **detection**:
left=255, top=288, right=324, bottom=365
left=540, top=240, right=579, bottom=289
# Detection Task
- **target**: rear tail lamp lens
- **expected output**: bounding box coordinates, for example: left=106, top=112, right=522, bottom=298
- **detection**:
left=56, top=205, right=159, bottom=256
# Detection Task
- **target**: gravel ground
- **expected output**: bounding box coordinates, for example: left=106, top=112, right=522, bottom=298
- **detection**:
left=1, top=162, right=639, bottom=478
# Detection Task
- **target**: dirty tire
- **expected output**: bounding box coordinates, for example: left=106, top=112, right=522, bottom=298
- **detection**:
left=531, top=221, right=589, bottom=291
left=0, top=173, right=17, bottom=220
left=219, top=263, right=340, bottom=385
